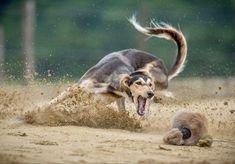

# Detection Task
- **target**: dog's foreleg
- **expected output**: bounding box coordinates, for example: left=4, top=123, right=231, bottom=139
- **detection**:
left=116, top=97, right=126, bottom=111
left=40, top=83, right=80, bottom=110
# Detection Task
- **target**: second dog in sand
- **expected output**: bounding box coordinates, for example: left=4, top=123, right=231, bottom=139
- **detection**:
left=163, top=112, right=213, bottom=146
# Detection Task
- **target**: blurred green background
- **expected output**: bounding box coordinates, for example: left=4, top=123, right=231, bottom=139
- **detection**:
left=0, top=0, right=235, bottom=83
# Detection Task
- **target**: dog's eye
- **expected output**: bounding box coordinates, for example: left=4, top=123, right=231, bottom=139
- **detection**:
left=136, top=82, right=142, bottom=85
left=149, top=83, right=152, bottom=87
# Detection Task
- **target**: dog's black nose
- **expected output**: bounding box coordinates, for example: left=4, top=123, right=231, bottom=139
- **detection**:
left=147, top=91, right=154, bottom=98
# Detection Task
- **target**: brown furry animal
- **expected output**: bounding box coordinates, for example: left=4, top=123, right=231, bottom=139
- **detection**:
left=163, top=112, right=213, bottom=146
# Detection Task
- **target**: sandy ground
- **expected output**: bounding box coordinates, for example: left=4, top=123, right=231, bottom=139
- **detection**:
left=0, top=78, right=235, bottom=164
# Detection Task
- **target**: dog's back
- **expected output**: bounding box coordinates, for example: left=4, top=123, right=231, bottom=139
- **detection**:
left=79, top=49, right=168, bottom=90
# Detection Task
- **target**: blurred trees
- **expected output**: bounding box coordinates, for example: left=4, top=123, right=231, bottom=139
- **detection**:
left=0, top=25, right=4, bottom=83
left=0, top=0, right=234, bottom=82
left=22, top=0, right=35, bottom=84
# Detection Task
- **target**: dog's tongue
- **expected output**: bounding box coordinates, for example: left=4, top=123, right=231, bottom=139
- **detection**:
left=137, top=96, right=146, bottom=116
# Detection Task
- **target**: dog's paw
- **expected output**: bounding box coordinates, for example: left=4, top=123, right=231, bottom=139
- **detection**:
left=163, top=128, right=183, bottom=145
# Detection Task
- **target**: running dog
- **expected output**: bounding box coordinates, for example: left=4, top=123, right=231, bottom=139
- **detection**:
left=42, top=16, right=187, bottom=116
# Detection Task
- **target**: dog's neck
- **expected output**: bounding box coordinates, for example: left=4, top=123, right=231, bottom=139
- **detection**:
left=126, top=89, right=132, bottom=99
left=119, top=83, right=133, bottom=100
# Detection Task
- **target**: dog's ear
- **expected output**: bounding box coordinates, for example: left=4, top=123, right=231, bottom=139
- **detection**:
left=120, top=75, right=130, bottom=89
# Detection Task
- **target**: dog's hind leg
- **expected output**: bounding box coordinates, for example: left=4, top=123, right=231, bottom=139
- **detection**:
left=116, top=97, right=126, bottom=111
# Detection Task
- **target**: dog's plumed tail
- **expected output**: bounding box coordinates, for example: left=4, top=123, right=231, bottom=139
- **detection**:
left=128, top=15, right=187, bottom=81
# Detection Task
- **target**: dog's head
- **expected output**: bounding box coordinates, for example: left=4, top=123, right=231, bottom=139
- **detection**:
left=121, top=72, right=155, bottom=116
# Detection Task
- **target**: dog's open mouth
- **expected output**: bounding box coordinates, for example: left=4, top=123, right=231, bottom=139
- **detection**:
left=137, top=96, right=147, bottom=116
